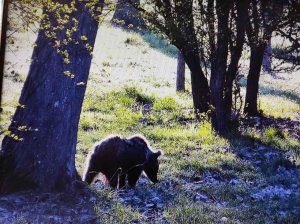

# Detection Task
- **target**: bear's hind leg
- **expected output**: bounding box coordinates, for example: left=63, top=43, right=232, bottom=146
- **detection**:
left=128, top=169, right=142, bottom=187
left=109, top=175, right=119, bottom=188
left=118, top=174, right=126, bottom=189
left=108, top=168, right=122, bottom=188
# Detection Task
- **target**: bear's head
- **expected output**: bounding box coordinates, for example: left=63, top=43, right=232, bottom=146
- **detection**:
left=126, top=135, right=162, bottom=183
left=144, top=151, right=161, bottom=183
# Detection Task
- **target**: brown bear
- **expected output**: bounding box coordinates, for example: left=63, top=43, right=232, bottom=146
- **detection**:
left=83, top=134, right=162, bottom=188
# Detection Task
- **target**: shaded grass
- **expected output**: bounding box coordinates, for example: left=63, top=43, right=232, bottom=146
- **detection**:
left=141, top=31, right=178, bottom=58
left=1, top=22, right=300, bottom=224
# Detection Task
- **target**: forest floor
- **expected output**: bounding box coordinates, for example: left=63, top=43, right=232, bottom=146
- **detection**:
left=0, top=22, right=300, bottom=223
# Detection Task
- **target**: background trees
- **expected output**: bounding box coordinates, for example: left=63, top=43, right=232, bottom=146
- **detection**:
left=135, top=0, right=245, bottom=133
left=135, top=0, right=211, bottom=114
left=135, top=0, right=299, bottom=134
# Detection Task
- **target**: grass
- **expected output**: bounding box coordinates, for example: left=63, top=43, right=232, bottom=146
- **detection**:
left=1, top=22, right=300, bottom=223
left=141, top=31, right=178, bottom=58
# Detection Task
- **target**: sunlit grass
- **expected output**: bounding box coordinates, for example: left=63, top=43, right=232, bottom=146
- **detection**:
left=1, top=22, right=300, bottom=223
left=259, top=95, right=300, bottom=119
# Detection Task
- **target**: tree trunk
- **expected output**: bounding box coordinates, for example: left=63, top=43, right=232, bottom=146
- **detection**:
left=181, top=51, right=210, bottom=115
left=0, top=1, right=100, bottom=195
left=112, top=0, right=144, bottom=30
left=0, top=0, right=9, bottom=110
left=176, top=51, right=185, bottom=92
left=244, top=44, right=266, bottom=116
left=173, top=1, right=210, bottom=115
left=262, top=38, right=272, bottom=73
left=207, top=0, right=216, bottom=62
left=224, top=0, right=249, bottom=121
left=210, top=0, right=232, bottom=135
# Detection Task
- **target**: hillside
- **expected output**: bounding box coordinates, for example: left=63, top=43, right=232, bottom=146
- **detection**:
left=1, top=22, right=300, bottom=223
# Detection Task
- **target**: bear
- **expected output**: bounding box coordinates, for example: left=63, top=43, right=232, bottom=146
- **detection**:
left=83, top=134, right=162, bottom=188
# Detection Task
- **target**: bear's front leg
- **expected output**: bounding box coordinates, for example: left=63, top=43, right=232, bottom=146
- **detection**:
left=83, top=159, right=98, bottom=184
left=128, top=169, right=142, bottom=187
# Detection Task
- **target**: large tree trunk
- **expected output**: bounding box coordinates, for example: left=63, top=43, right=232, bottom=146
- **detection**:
left=244, top=44, right=266, bottom=116
left=176, top=51, right=185, bottom=92
left=0, top=1, right=100, bottom=195
left=210, top=0, right=232, bottom=135
left=224, top=0, right=249, bottom=121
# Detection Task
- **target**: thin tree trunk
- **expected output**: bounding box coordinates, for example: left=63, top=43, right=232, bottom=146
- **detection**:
left=176, top=51, right=185, bottom=92
left=224, top=0, right=249, bottom=121
left=175, top=1, right=210, bottom=115
left=182, top=51, right=210, bottom=115
left=0, top=0, right=9, bottom=110
left=210, top=0, right=232, bottom=135
left=207, top=0, right=216, bottom=62
left=0, top=1, right=100, bottom=195
left=244, top=0, right=273, bottom=116
left=148, top=0, right=210, bottom=115
left=262, top=38, right=272, bottom=73
left=244, top=44, right=266, bottom=116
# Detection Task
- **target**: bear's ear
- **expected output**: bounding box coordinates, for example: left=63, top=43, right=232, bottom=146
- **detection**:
left=124, top=139, right=134, bottom=146
left=155, top=150, right=162, bottom=157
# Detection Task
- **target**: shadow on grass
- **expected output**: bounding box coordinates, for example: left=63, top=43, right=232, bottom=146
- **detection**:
left=139, top=30, right=178, bottom=58
left=259, top=85, right=300, bottom=104
left=112, top=24, right=178, bottom=58
left=239, top=76, right=300, bottom=104
left=226, top=116, right=299, bottom=179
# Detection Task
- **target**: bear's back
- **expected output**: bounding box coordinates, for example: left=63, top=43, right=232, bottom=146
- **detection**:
left=93, top=135, right=123, bottom=158
left=92, top=135, right=149, bottom=172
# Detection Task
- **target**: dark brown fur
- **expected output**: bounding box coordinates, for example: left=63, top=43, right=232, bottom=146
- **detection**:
left=83, top=135, right=162, bottom=188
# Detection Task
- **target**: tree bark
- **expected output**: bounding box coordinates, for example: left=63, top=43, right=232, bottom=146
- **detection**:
left=244, top=44, right=266, bottom=116
left=244, top=0, right=273, bottom=116
left=176, top=51, right=185, bottom=92
left=207, top=0, right=216, bottom=62
left=181, top=50, right=210, bottom=115
left=210, top=0, right=232, bottom=135
left=0, top=0, right=9, bottom=110
left=0, top=1, right=100, bottom=195
left=224, top=0, right=249, bottom=121
left=262, top=38, right=272, bottom=73
left=175, top=1, right=210, bottom=114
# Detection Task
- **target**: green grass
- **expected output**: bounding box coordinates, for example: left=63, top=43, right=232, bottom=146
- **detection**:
left=1, top=22, right=300, bottom=223
left=75, top=80, right=300, bottom=222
